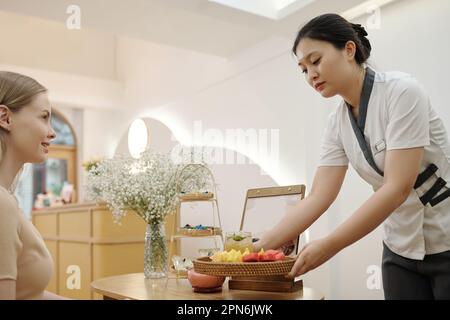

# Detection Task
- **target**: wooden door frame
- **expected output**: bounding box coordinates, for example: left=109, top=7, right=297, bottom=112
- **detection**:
left=47, top=109, right=78, bottom=202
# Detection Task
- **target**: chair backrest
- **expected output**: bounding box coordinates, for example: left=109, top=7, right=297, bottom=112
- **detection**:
left=239, top=185, right=306, bottom=256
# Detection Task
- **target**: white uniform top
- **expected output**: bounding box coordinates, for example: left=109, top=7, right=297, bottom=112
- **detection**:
left=318, top=67, right=450, bottom=260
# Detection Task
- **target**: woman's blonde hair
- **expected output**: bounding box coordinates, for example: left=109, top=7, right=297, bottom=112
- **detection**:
left=0, top=71, right=47, bottom=163
left=0, top=71, right=47, bottom=192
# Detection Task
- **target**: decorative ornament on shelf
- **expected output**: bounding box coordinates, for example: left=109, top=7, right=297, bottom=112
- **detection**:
left=85, top=149, right=213, bottom=279
left=178, top=224, right=220, bottom=236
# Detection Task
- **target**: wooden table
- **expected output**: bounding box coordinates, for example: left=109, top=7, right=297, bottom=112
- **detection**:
left=91, top=273, right=324, bottom=300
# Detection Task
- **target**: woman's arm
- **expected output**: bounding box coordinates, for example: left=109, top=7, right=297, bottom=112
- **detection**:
left=254, top=165, right=348, bottom=252
left=328, top=147, right=423, bottom=250
left=0, top=279, right=16, bottom=300
left=288, top=147, right=424, bottom=277
left=0, top=280, right=68, bottom=300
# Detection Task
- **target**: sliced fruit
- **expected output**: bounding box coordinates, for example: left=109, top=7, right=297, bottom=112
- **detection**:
left=274, top=252, right=285, bottom=261
left=242, top=252, right=259, bottom=262
left=259, top=252, right=276, bottom=262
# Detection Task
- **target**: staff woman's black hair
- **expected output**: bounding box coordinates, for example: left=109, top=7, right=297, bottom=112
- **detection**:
left=292, top=13, right=371, bottom=65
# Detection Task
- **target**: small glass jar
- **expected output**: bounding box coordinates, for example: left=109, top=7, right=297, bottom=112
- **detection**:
left=224, top=231, right=253, bottom=253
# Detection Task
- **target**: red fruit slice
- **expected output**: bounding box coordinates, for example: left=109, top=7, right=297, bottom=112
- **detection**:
left=274, top=252, right=285, bottom=261
left=265, top=249, right=280, bottom=255
left=242, top=252, right=259, bottom=262
left=259, top=252, right=277, bottom=262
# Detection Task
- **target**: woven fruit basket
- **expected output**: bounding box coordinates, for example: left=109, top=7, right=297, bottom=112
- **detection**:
left=193, top=257, right=295, bottom=277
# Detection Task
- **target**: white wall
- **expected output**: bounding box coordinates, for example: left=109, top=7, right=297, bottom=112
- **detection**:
left=110, top=0, right=450, bottom=299
left=0, top=63, right=123, bottom=111
left=1, top=0, right=449, bottom=299
left=367, top=0, right=450, bottom=126
left=0, top=10, right=117, bottom=79
left=115, top=37, right=228, bottom=109
left=116, top=36, right=314, bottom=185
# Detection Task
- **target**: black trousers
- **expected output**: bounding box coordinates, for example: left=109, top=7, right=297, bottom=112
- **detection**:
left=382, top=242, right=450, bottom=299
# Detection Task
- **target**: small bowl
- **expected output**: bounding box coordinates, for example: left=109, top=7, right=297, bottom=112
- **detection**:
left=187, top=268, right=225, bottom=293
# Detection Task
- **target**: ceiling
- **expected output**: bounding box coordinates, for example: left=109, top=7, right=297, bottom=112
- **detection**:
left=0, top=0, right=370, bottom=56
left=208, top=0, right=317, bottom=20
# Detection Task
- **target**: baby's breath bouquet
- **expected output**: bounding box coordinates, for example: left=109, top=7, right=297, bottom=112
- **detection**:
left=85, top=149, right=212, bottom=278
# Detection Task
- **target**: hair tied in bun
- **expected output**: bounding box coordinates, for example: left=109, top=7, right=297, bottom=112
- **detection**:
left=351, top=23, right=368, bottom=37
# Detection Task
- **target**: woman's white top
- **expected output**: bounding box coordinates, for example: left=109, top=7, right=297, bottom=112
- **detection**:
left=318, top=68, right=450, bottom=260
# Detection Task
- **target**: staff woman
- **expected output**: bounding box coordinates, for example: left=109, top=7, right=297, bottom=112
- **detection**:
left=255, top=13, right=450, bottom=299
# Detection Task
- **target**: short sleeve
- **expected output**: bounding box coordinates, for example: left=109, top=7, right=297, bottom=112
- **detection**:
left=318, top=110, right=349, bottom=167
left=385, top=78, right=430, bottom=150
left=0, top=191, right=22, bottom=280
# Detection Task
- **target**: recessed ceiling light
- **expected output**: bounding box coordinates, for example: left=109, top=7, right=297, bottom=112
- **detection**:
left=208, top=0, right=315, bottom=20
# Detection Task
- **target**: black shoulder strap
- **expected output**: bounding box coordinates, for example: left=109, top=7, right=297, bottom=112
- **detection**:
left=347, top=67, right=384, bottom=176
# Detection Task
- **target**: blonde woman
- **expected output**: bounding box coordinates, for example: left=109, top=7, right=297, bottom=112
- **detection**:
left=0, top=71, right=65, bottom=299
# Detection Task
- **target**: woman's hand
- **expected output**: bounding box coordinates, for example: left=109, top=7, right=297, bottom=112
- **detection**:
left=252, top=238, right=296, bottom=255
left=287, top=237, right=338, bottom=279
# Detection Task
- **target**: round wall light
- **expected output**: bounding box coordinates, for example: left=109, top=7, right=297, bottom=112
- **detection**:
left=128, top=118, right=149, bottom=159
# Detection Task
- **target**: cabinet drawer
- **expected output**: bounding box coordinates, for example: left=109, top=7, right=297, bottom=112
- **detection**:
left=91, top=209, right=146, bottom=238
left=33, top=214, right=57, bottom=237
left=58, top=242, right=91, bottom=299
left=59, top=210, right=91, bottom=238
left=92, top=243, right=144, bottom=279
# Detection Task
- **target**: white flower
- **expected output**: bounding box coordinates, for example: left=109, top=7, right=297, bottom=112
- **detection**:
left=85, top=150, right=212, bottom=224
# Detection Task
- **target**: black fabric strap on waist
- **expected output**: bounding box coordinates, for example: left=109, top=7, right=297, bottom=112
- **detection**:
left=430, top=187, right=450, bottom=207
left=412, top=163, right=450, bottom=206
left=419, top=177, right=447, bottom=206
left=414, top=163, right=438, bottom=189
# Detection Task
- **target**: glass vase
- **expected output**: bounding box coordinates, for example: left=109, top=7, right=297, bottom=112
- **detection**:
left=144, top=222, right=168, bottom=279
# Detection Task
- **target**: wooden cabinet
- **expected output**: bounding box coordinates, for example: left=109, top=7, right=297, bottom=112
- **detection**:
left=32, top=202, right=177, bottom=299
